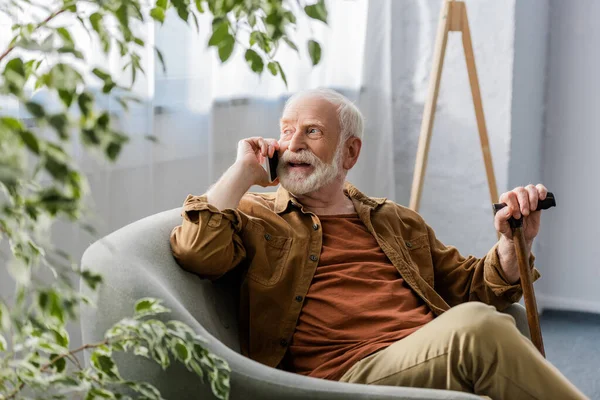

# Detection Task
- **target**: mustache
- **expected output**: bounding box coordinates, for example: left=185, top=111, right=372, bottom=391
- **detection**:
left=279, top=150, right=321, bottom=166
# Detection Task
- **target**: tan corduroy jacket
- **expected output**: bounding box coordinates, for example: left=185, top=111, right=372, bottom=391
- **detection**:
left=170, top=182, right=540, bottom=370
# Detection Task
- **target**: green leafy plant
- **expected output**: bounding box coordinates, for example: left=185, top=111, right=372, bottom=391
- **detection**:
left=0, top=0, right=326, bottom=399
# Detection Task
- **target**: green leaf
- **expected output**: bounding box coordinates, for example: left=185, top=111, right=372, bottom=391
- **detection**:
left=48, top=113, right=69, bottom=139
left=78, top=92, right=94, bottom=116
left=249, top=31, right=272, bottom=53
left=208, top=22, right=229, bottom=47
left=7, top=258, right=30, bottom=285
left=52, top=327, right=70, bottom=348
left=86, top=387, right=117, bottom=399
left=283, top=10, right=297, bottom=24
left=157, top=0, right=168, bottom=8
left=133, top=345, right=149, bottom=358
left=188, top=359, right=204, bottom=379
left=57, top=46, right=84, bottom=59
left=308, top=39, right=322, bottom=65
left=134, top=298, right=170, bottom=318
left=125, top=381, right=162, bottom=400
left=17, top=129, right=40, bottom=154
left=191, top=11, right=200, bottom=33
left=81, top=270, right=103, bottom=290
left=4, top=57, right=26, bottom=77
left=155, top=47, right=166, bottom=74
left=38, top=291, right=49, bottom=310
left=276, top=61, right=287, bottom=87
left=267, top=61, right=278, bottom=76
left=0, top=334, right=6, bottom=351
left=50, top=353, right=67, bottom=373
left=58, top=89, right=74, bottom=107
left=304, top=0, right=328, bottom=24
left=106, top=142, right=122, bottom=161
left=102, top=81, right=117, bottom=94
left=195, top=0, right=204, bottom=13
left=45, top=63, right=83, bottom=91
left=0, top=302, right=9, bottom=331
left=175, top=3, right=190, bottom=21
left=92, top=68, right=111, bottom=81
left=0, top=116, right=24, bottom=131
left=90, top=351, right=120, bottom=380
left=90, top=12, right=103, bottom=32
left=218, top=36, right=235, bottom=63
left=134, top=37, right=145, bottom=46
left=248, top=13, right=256, bottom=27
left=173, top=341, right=190, bottom=362
left=49, top=291, right=66, bottom=323
left=283, top=37, right=299, bottom=53
left=244, top=49, right=264, bottom=74
left=56, top=27, right=74, bottom=45
left=45, top=152, right=70, bottom=182
left=25, top=101, right=45, bottom=118
left=150, top=7, right=165, bottom=24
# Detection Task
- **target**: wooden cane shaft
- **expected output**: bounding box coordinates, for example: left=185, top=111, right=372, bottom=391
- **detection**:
left=513, top=227, right=545, bottom=357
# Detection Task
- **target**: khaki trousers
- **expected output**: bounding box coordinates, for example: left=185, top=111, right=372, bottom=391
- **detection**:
left=339, top=302, right=587, bottom=399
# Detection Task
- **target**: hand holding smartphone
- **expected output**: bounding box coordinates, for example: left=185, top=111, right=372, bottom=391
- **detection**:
left=264, top=151, right=279, bottom=183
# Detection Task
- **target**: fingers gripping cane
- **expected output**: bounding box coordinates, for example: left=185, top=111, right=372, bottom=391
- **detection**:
left=492, top=193, right=556, bottom=357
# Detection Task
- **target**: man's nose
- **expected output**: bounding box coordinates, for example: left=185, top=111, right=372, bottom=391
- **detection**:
left=285, top=130, right=306, bottom=153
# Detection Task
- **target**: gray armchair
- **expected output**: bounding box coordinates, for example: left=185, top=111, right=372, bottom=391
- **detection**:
left=80, top=208, right=531, bottom=400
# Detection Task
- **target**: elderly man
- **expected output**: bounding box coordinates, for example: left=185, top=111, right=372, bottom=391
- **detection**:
left=170, top=89, right=585, bottom=399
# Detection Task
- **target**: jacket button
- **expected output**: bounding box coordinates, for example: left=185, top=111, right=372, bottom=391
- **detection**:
left=405, top=241, right=412, bottom=248
left=280, top=339, right=288, bottom=347
left=295, top=295, right=303, bottom=302
left=264, top=234, right=272, bottom=241
left=313, top=224, right=319, bottom=230
left=310, top=255, right=318, bottom=262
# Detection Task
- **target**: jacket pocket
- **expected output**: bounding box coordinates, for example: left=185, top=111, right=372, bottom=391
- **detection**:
left=396, top=233, right=434, bottom=285
left=245, top=222, right=292, bottom=286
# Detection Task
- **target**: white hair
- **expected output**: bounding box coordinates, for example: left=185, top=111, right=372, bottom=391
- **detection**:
left=283, top=88, right=364, bottom=142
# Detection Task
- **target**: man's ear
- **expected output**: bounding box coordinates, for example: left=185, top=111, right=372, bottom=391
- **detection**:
left=343, top=137, right=362, bottom=170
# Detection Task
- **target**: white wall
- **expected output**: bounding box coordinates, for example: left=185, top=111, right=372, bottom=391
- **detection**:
left=508, top=0, right=549, bottom=189
left=536, top=0, right=600, bottom=313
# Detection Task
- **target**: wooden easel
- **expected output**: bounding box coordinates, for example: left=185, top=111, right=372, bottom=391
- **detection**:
left=410, top=0, right=547, bottom=357
left=409, top=0, right=499, bottom=229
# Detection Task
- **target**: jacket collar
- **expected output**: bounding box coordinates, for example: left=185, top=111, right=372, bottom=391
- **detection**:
left=273, top=181, right=386, bottom=214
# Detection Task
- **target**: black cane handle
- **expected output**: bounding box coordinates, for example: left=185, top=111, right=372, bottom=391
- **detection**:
left=492, top=192, right=556, bottom=214
left=492, top=192, right=556, bottom=229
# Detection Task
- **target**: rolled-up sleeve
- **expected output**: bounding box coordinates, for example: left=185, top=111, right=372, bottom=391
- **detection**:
left=170, top=194, right=247, bottom=280
left=429, top=223, right=541, bottom=310
left=483, top=242, right=541, bottom=305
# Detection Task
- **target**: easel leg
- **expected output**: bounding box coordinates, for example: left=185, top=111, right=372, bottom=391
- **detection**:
left=459, top=4, right=501, bottom=238
left=409, top=1, right=451, bottom=211
left=409, top=0, right=500, bottom=231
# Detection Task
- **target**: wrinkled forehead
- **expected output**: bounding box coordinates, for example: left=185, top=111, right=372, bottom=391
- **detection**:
left=280, top=95, right=339, bottom=129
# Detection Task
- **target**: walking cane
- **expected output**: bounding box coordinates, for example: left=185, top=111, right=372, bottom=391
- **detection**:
left=492, top=192, right=556, bottom=357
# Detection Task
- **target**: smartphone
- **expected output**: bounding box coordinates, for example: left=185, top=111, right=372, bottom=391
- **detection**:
left=264, top=151, right=279, bottom=183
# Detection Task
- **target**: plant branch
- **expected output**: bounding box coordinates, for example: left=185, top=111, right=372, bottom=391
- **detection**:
left=41, top=339, right=110, bottom=372
left=5, top=338, right=110, bottom=399
left=0, top=7, right=68, bottom=63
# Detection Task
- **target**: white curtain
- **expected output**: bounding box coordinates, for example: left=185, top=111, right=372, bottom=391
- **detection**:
left=43, top=0, right=378, bottom=260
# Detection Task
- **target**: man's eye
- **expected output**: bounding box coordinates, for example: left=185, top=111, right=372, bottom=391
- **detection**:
left=281, top=129, right=292, bottom=136
left=308, top=128, right=320, bottom=134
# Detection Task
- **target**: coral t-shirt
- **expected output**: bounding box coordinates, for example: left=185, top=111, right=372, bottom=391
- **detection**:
left=283, top=213, right=435, bottom=380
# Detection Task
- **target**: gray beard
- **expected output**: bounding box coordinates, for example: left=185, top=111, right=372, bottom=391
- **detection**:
left=277, top=147, right=343, bottom=195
